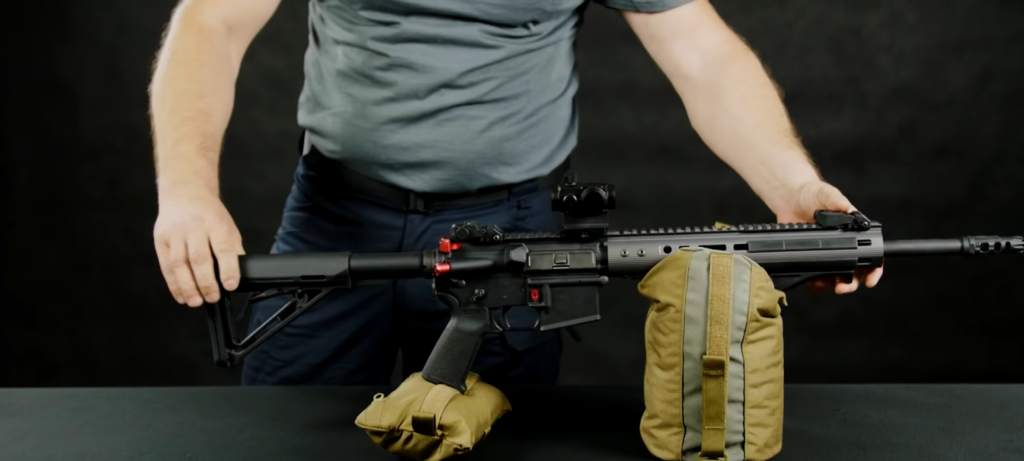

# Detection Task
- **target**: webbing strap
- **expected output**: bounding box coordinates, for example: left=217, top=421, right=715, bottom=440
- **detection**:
left=700, top=253, right=733, bottom=461
left=411, top=373, right=480, bottom=436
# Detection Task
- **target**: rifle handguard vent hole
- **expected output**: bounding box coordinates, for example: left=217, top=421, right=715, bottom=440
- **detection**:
left=619, top=243, right=742, bottom=258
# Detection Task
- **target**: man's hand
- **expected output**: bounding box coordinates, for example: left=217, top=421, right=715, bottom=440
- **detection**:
left=775, top=180, right=884, bottom=295
left=153, top=192, right=244, bottom=307
left=149, top=0, right=279, bottom=307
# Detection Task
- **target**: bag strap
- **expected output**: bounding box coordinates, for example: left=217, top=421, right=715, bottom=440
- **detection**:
left=411, top=373, right=481, bottom=436
left=700, top=253, right=734, bottom=461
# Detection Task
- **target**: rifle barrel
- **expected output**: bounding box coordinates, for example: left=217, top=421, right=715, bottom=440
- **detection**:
left=885, top=236, right=1023, bottom=257
left=884, top=239, right=964, bottom=256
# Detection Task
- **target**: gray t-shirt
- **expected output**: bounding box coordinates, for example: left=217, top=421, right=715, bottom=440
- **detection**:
left=297, top=0, right=689, bottom=193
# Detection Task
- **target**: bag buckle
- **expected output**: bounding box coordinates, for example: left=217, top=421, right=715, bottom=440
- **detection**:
left=699, top=448, right=726, bottom=461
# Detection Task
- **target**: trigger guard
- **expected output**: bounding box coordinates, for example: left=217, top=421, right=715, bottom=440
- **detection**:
left=436, top=293, right=460, bottom=310
left=500, top=306, right=541, bottom=332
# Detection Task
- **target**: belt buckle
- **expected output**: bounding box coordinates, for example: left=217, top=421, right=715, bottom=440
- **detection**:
left=406, top=192, right=431, bottom=214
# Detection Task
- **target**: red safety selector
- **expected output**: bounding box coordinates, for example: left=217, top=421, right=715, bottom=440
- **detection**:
left=434, top=263, right=451, bottom=276
left=439, top=238, right=463, bottom=253
left=530, top=289, right=541, bottom=303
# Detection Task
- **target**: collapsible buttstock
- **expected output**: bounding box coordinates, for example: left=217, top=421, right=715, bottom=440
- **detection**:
left=234, top=253, right=354, bottom=290
left=203, top=287, right=335, bottom=368
left=204, top=295, right=234, bottom=367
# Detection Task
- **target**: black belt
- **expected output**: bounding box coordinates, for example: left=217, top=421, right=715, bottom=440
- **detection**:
left=309, top=146, right=571, bottom=214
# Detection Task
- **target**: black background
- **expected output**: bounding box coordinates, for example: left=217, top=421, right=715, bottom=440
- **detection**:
left=2, top=0, right=1022, bottom=388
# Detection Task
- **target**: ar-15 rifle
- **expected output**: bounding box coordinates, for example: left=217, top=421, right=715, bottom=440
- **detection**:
left=204, top=175, right=1022, bottom=392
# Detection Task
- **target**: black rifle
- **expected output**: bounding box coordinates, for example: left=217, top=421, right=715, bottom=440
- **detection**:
left=204, top=175, right=1022, bottom=392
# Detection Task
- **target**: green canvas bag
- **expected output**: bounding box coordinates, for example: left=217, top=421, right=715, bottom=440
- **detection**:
left=637, top=248, right=788, bottom=461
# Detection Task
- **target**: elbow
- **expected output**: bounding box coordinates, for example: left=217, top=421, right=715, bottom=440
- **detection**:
left=664, top=32, right=756, bottom=89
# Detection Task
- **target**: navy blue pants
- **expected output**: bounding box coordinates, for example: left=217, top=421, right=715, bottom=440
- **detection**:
left=241, top=150, right=563, bottom=386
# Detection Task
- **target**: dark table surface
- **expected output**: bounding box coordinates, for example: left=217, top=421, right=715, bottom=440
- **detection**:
left=1, top=385, right=1022, bottom=461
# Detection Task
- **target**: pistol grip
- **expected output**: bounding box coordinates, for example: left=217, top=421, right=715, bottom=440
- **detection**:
left=421, top=294, right=489, bottom=393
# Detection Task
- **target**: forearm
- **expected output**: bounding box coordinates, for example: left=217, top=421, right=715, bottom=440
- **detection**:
left=675, top=37, right=820, bottom=214
left=624, top=2, right=822, bottom=215
left=149, top=4, right=248, bottom=200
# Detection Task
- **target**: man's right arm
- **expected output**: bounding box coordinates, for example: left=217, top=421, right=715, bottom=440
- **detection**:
left=150, top=0, right=280, bottom=308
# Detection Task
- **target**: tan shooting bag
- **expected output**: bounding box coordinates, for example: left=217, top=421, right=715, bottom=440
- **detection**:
left=355, top=371, right=510, bottom=461
left=637, top=248, right=788, bottom=461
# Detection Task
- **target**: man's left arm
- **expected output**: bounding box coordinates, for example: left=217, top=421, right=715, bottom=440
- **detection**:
left=620, top=0, right=882, bottom=293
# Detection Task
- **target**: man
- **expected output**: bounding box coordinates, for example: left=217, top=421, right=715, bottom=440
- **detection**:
left=150, top=0, right=883, bottom=386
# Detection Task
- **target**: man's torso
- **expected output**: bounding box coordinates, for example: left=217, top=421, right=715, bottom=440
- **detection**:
left=297, top=0, right=588, bottom=193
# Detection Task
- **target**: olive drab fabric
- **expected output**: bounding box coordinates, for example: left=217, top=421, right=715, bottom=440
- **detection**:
left=637, top=248, right=787, bottom=461
left=354, top=372, right=511, bottom=461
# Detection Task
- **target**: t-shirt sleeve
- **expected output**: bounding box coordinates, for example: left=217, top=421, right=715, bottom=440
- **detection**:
left=592, top=0, right=695, bottom=13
